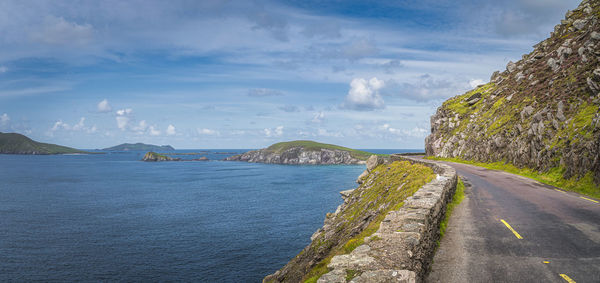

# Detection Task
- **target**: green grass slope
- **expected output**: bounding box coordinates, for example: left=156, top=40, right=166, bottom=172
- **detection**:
left=265, top=140, right=375, bottom=160
left=0, top=132, right=88, bottom=155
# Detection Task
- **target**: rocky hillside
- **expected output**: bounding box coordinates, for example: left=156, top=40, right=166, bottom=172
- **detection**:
left=264, top=156, right=436, bottom=282
left=0, top=132, right=88, bottom=155
left=225, top=140, right=372, bottom=165
left=426, top=0, right=600, bottom=189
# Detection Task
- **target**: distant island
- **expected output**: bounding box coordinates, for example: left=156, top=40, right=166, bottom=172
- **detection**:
left=225, top=140, right=372, bottom=165
left=142, top=151, right=208, bottom=162
left=102, top=143, right=175, bottom=151
left=0, top=132, right=90, bottom=155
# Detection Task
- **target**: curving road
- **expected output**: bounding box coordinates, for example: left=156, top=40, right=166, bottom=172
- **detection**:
left=425, top=161, right=600, bottom=283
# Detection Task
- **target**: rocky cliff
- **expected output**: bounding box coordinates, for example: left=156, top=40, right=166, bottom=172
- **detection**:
left=426, top=0, right=600, bottom=187
left=226, top=140, right=371, bottom=165
left=263, top=155, right=450, bottom=283
left=142, top=152, right=180, bottom=161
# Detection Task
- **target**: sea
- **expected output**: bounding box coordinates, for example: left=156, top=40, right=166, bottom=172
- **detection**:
left=0, top=149, right=415, bottom=282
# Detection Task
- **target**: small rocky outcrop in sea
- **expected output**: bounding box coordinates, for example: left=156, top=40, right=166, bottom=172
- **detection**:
left=142, top=152, right=180, bottom=162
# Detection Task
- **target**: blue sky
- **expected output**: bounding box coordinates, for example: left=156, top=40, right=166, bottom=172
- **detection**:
left=0, top=0, right=581, bottom=149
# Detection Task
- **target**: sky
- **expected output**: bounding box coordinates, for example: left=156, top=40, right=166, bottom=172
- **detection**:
left=0, top=0, right=582, bottom=149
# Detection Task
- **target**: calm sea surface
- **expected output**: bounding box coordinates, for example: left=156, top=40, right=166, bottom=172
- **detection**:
left=0, top=149, right=412, bottom=282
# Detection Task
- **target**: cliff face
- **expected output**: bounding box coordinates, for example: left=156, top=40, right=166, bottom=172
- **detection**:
left=226, top=147, right=365, bottom=165
left=264, top=158, right=438, bottom=282
left=426, top=0, right=600, bottom=185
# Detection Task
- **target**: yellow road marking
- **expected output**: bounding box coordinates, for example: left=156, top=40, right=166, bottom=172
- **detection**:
left=543, top=261, right=550, bottom=264
left=580, top=197, right=599, bottom=203
left=554, top=189, right=567, bottom=194
left=560, top=274, right=576, bottom=283
left=500, top=219, right=523, bottom=239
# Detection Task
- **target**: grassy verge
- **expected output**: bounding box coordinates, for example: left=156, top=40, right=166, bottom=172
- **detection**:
left=302, top=161, right=435, bottom=282
left=426, top=156, right=600, bottom=199
left=439, top=178, right=465, bottom=241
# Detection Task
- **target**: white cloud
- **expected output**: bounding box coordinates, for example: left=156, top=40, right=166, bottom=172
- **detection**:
left=115, top=108, right=133, bottom=130
left=469, top=79, right=485, bottom=88
left=248, top=88, right=284, bottom=97
left=311, top=111, right=325, bottom=123
left=97, top=99, right=112, bottom=113
left=49, top=117, right=96, bottom=135
left=198, top=128, right=219, bottom=135
left=264, top=125, right=283, bottom=137
left=148, top=125, right=161, bottom=136
left=132, top=120, right=148, bottom=133
left=116, top=108, right=132, bottom=116
left=317, top=128, right=343, bottom=137
left=166, top=124, right=176, bottom=136
left=343, top=77, right=385, bottom=111
left=1, top=113, right=9, bottom=125
left=0, top=66, right=7, bottom=73
left=380, top=124, right=428, bottom=137
left=31, top=16, right=93, bottom=46
left=72, top=117, right=86, bottom=131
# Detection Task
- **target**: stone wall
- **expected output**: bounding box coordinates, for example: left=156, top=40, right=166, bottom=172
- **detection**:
left=317, top=156, right=457, bottom=283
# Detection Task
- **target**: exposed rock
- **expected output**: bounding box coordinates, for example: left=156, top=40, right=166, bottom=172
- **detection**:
left=366, top=155, right=384, bottom=172
left=490, top=71, right=501, bottom=83
left=506, top=61, right=517, bottom=73
left=226, top=142, right=367, bottom=165
left=425, top=0, right=600, bottom=186
left=547, top=58, right=560, bottom=72
left=142, top=152, right=179, bottom=162
left=573, top=19, right=587, bottom=30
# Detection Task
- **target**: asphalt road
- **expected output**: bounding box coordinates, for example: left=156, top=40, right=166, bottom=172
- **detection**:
left=425, top=161, right=600, bottom=283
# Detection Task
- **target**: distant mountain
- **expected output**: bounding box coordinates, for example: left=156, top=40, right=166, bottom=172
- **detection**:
left=102, top=143, right=175, bottom=151
left=0, top=132, right=88, bottom=155
left=225, top=140, right=373, bottom=165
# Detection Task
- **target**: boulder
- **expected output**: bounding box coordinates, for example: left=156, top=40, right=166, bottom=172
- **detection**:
left=366, top=155, right=384, bottom=172
left=573, top=19, right=587, bottom=30
left=506, top=61, right=516, bottom=73
left=547, top=58, right=560, bottom=72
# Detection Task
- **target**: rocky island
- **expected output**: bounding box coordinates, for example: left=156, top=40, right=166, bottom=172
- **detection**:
left=225, top=140, right=373, bottom=165
left=426, top=0, right=600, bottom=193
left=103, top=143, right=175, bottom=151
left=0, top=132, right=90, bottom=155
left=142, top=151, right=209, bottom=162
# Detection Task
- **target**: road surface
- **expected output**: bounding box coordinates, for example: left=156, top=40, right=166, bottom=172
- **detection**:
left=425, top=161, right=600, bottom=283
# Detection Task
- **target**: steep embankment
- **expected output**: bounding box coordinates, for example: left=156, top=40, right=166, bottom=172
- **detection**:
left=426, top=0, right=600, bottom=194
left=0, top=132, right=88, bottom=155
left=264, top=155, right=458, bottom=283
left=226, top=140, right=371, bottom=165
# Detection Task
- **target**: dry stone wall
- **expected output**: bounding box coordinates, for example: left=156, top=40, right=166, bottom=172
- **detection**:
left=317, top=155, right=457, bottom=283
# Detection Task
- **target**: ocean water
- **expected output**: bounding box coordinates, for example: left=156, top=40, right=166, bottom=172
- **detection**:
left=0, top=149, right=412, bottom=282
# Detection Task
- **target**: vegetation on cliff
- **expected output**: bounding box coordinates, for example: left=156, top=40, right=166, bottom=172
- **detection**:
left=103, top=143, right=174, bottom=151
left=264, top=160, right=435, bottom=283
left=142, top=151, right=179, bottom=161
left=266, top=140, right=374, bottom=160
left=425, top=0, right=600, bottom=197
left=0, top=132, right=89, bottom=155
left=227, top=140, right=375, bottom=165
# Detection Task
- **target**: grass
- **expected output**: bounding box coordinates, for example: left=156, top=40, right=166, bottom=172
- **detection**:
left=0, top=132, right=89, bottom=154
left=266, top=140, right=382, bottom=161
left=439, top=178, right=465, bottom=240
left=302, top=161, right=435, bottom=282
left=426, top=156, right=600, bottom=199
